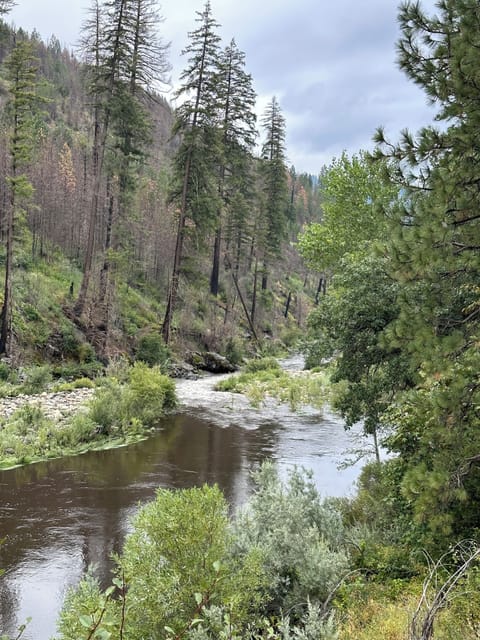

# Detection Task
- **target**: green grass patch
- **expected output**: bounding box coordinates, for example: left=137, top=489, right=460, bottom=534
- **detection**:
left=215, top=358, right=328, bottom=410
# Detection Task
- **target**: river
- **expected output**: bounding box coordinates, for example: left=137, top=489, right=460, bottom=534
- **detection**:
left=0, top=357, right=366, bottom=639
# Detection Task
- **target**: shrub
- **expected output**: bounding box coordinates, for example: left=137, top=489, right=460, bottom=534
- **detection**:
left=58, top=485, right=267, bottom=640
left=136, top=332, right=171, bottom=368
left=51, top=361, right=103, bottom=381
left=122, top=362, right=176, bottom=426
left=87, top=363, right=176, bottom=435
left=0, top=361, right=10, bottom=381
left=21, top=365, right=53, bottom=394
left=87, top=379, right=123, bottom=435
left=224, top=337, right=245, bottom=366
left=58, top=413, right=98, bottom=447
left=244, top=357, right=281, bottom=373
left=53, top=377, right=95, bottom=392
left=232, top=462, right=349, bottom=617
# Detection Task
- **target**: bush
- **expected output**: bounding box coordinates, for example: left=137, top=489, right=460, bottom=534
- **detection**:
left=0, top=361, right=10, bottom=381
left=136, top=331, right=171, bottom=368
left=53, top=377, right=96, bottom=392
left=58, top=485, right=267, bottom=640
left=21, top=365, right=53, bottom=394
left=59, top=413, right=97, bottom=447
left=87, top=363, right=176, bottom=435
left=232, top=462, right=349, bottom=617
left=224, top=337, right=245, bottom=366
left=87, top=379, right=124, bottom=436
left=51, top=360, right=103, bottom=381
left=244, top=357, right=281, bottom=373
left=122, top=362, right=176, bottom=427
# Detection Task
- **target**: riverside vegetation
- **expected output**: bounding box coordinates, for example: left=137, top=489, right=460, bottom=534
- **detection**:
left=0, top=361, right=176, bottom=469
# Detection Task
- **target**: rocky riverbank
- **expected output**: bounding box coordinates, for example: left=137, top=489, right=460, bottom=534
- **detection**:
left=0, top=387, right=95, bottom=421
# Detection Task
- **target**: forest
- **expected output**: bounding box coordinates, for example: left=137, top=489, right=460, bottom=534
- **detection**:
left=0, top=0, right=479, bottom=639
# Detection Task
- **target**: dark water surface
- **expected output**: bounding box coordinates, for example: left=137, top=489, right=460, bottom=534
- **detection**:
left=0, top=363, right=365, bottom=639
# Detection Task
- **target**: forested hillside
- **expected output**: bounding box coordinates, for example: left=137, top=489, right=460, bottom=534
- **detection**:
left=0, top=0, right=321, bottom=367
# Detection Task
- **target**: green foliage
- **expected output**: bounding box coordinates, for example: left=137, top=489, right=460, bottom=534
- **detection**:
left=298, top=151, right=395, bottom=272
left=88, top=362, right=176, bottom=436
left=53, top=377, right=95, bottom=392
left=364, top=0, right=480, bottom=548
left=58, top=484, right=268, bottom=640
left=244, top=356, right=281, bottom=373
left=223, top=337, right=245, bottom=366
left=259, top=96, right=289, bottom=260
left=56, top=571, right=119, bottom=640
left=122, top=361, right=176, bottom=426
left=135, top=331, right=171, bottom=367
left=302, top=254, right=413, bottom=458
left=215, top=363, right=326, bottom=411
left=51, top=361, right=103, bottom=381
left=0, top=404, right=55, bottom=465
left=335, top=576, right=421, bottom=640
left=0, top=361, right=10, bottom=381
left=20, top=364, right=52, bottom=393
left=86, top=378, right=124, bottom=435
left=0, top=364, right=176, bottom=468
left=232, top=462, right=348, bottom=616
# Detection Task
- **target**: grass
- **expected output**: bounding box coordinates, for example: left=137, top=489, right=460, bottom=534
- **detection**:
left=215, top=357, right=328, bottom=410
left=0, top=363, right=177, bottom=470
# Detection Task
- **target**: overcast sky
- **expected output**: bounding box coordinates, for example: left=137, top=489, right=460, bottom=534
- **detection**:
left=8, top=0, right=438, bottom=174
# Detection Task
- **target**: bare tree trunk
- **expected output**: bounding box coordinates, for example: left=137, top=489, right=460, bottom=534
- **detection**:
left=315, top=277, right=322, bottom=304
left=99, top=188, right=114, bottom=308
left=261, top=260, right=268, bottom=291
left=162, top=153, right=191, bottom=344
left=251, top=255, right=258, bottom=325
left=210, top=226, right=221, bottom=296
left=284, top=291, right=292, bottom=318
left=225, top=254, right=258, bottom=342
left=0, top=168, right=14, bottom=355
left=74, top=113, right=106, bottom=318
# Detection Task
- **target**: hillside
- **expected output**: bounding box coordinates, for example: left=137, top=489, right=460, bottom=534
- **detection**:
left=0, top=16, right=322, bottom=369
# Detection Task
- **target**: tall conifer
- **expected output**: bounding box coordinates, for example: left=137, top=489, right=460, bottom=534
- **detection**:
left=372, top=0, right=480, bottom=541
left=209, top=38, right=257, bottom=296
left=162, top=1, right=221, bottom=343
left=0, top=39, right=40, bottom=354
left=258, top=96, right=288, bottom=291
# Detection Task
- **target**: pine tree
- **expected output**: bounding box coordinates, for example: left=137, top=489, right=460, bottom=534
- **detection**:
left=0, top=1, right=15, bottom=15
left=162, top=0, right=222, bottom=343
left=371, top=0, right=480, bottom=543
left=75, top=0, right=170, bottom=335
left=0, top=38, right=40, bottom=355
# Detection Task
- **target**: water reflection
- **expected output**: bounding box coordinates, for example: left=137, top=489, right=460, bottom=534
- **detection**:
left=0, top=405, right=361, bottom=639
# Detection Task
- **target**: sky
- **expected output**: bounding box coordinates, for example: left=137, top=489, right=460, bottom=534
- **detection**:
left=8, top=0, right=439, bottom=174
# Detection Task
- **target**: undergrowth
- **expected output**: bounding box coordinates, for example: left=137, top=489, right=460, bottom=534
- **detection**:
left=215, top=357, right=327, bottom=410
left=0, top=363, right=176, bottom=469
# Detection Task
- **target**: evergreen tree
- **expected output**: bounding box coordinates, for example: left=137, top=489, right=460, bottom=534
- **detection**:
left=162, top=1, right=222, bottom=343
left=0, top=39, right=41, bottom=355
left=209, top=38, right=257, bottom=296
left=75, top=0, right=170, bottom=340
left=371, top=0, right=480, bottom=543
left=257, top=96, right=288, bottom=291
left=0, top=1, right=15, bottom=15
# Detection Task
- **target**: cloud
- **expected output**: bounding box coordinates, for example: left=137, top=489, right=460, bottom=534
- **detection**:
left=7, top=0, right=440, bottom=174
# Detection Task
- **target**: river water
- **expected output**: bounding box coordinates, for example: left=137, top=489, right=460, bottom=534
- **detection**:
left=0, top=357, right=366, bottom=639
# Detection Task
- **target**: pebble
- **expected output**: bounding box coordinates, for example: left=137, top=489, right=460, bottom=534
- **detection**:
left=0, top=388, right=96, bottom=422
